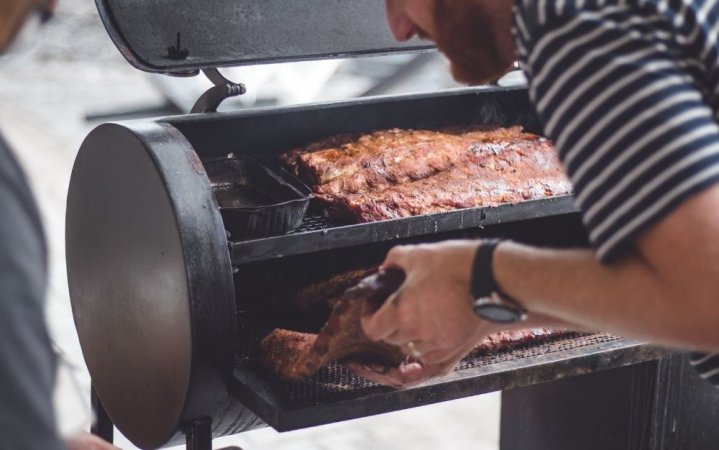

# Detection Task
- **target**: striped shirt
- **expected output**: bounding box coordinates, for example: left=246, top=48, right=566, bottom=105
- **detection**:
left=512, top=0, right=719, bottom=384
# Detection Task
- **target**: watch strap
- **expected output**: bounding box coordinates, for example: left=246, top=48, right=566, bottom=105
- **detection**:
left=470, top=239, right=528, bottom=323
left=470, top=239, right=502, bottom=300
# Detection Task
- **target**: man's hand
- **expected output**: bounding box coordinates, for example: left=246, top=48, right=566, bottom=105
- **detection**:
left=346, top=357, right=459, bottom=389
left=66, top=432, right=121, bottom=450
left=361, top=240, right=491, bottom=371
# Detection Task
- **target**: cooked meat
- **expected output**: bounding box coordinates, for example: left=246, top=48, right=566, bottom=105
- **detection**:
left=470, top=328, right=568, bottom=356
left=281, top=126, right=535, bottom=197
left=260, top=269, right=406, bottom=381
left=259, top=268, right=569, bottom=383
left=324, top=140, right=571, bottom=222
left=271, top=266, right=378, bottom=328
left=280, top=126, right=571, bottom=223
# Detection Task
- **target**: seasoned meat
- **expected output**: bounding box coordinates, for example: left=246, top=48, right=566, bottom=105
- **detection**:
left=260, top=270, right=406, bottom=381
left=281, top=126, right=534, bottom=197
left=271, top=266, right=378, bottom=329
left=280, top=126, right=572, bottom=223
left=470, top=328, right=567, bottom=356
left=324, top=139, right=571, bottom=222
left=259, top=268, right=569, bottom=383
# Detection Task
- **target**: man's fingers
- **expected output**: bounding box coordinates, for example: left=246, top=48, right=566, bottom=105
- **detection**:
left=346, top=357, right=455, bottom=389
left=385, top=325, right=423, bottom=346
left=416, top=348, right=459, bottom=365
left=345, top=361, right=408, bottom=388
left=399, top=339, right=431, bottom=357
left=346, top=360, right=430, bottom=388
left=415, top=349, right=448, bottom=365
left=381, top=244, right=415, bottom=272
left=361, top=292, right=401, bottom=341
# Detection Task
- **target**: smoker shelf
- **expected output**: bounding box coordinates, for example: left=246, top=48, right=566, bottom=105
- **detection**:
left=229, top=314, right=670, bottom=432
left=229, top=195, right=578, bottom=264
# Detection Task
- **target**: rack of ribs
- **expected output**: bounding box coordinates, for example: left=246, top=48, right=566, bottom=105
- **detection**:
left=280, top=126, right=572, bottom=222
left=260, top=269, right=406, bottom=381
left=259, top=268, right=567, bottom=384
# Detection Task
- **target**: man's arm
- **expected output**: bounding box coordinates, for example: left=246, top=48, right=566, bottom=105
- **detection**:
left=360, top=185, right=719, bottom=387
left=495, top=183, right=719, bottom=352
left=359, top=181, right=719, bottom=388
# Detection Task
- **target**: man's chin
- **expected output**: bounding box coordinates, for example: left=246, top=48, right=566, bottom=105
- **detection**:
left=433, top=0, right=516, bottom=86
left=447, top=59, right=512, bottom=86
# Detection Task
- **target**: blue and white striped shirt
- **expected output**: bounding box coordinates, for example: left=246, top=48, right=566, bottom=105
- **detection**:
left=512, top=0, right=719, bottom=383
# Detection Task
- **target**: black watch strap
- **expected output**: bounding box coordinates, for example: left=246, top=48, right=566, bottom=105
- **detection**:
left=470, top=239, right=502, bottom=300
left=470, top=239, right=527, bottom=323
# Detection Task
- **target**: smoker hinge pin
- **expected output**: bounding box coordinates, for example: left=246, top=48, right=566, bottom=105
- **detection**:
left=191, top=69, right=247, bottom=114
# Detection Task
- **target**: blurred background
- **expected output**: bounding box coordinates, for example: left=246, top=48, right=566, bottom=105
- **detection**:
left=0, top=1, right=528, bottom=448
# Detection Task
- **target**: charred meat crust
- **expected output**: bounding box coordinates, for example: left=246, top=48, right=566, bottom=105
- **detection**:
left=280, top=126, right=572, bottom=223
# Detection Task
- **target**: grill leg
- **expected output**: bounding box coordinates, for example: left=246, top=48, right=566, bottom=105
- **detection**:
left=91, top=385, right=114, bottom=444
left=500, top=355, right=719, bottom=450
left=186, top=418, right=213, bottom=450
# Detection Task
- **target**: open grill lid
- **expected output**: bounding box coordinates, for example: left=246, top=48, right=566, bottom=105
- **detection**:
left=95, top=0, right=434, bottom=75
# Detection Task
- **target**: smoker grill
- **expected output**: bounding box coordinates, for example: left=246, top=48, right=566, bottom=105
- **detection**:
left=66, top=1, right=719, bottom=450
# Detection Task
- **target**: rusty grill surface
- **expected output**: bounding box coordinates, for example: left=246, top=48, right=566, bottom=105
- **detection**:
left=230, top=314, right=664, bottom=431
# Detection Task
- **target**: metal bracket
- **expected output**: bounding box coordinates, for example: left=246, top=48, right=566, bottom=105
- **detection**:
left=191, top=69, right=247, bottom=114
left=186, top=417, right=213, bottom=450
left=185, top=417, right=244, bottom=450
left=91, top=385, right=114, bottom=444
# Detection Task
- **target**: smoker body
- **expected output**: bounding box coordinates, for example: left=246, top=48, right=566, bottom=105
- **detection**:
left=67, top=87, right=693, bottom=449
left=65, top=1, right=719, bottom=449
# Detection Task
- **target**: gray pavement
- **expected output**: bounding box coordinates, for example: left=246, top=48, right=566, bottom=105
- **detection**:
left=0, top=1, right=501, bottom=449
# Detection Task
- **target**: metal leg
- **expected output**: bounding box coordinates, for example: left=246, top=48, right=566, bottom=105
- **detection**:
left=91, top=385, right=114, bottom=444
left=500, top=355, right=719, bottom=450
left=186, top=418, right=213, bottom=450
left=500, top=361, right=657, bottom=450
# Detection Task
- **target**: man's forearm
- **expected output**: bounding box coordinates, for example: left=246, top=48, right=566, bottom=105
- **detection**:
left=493, top=241, right=719, bottom=352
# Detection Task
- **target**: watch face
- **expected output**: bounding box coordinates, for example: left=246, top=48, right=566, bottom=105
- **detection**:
left=473, top=296, right=524, bottom=323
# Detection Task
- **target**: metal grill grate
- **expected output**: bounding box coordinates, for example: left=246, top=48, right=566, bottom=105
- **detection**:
left=234, top=316, right=622, bottom=404
left=288, top=213, right=333, bottom=234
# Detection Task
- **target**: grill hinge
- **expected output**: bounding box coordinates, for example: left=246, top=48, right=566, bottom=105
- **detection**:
left=191, top=69, right=247, bottom=114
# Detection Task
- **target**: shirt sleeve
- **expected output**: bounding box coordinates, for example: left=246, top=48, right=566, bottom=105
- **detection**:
left=514, top=1, right=719, bottom=262
left=0, top=135, right=64, bottom=450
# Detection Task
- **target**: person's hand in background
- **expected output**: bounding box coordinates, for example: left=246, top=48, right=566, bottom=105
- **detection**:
left=66, top=432, right=121, bottom=450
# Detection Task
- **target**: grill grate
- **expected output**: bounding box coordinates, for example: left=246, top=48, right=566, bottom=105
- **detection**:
left=288, top=213, right=333, bottom=234
left=234, top=315, right=622, bottom=404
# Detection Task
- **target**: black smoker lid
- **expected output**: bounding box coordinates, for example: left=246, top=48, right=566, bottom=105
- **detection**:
left=95, top=0, right=435, bottom=75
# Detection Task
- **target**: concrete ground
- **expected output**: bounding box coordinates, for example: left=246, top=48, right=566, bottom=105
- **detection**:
left=0, top=1, right=501, bottom=449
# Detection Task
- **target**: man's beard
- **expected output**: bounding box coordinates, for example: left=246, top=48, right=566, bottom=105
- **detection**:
left=433, top=0, right=516, bottom=85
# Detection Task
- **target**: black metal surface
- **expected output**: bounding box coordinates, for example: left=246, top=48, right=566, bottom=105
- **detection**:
left=230, top=195, right=577, bottom=264
left=230, top=313, right=670, bottom=432
left=167, top=87, right=542, bottom=161
left=70, top=85, right=673, bottom=445
left=501, top=361, right=658, bottom=450
left=204, top=157, right=311, bottom=239
left=95, top=0, right=434, bottom=75
left=186, top=418, right=213, bottom=450
left=224, top=212, right=659, bottom=432
left=91, top=386, right=113, bottom=444
left=160, top=86, right=568, bottom=263
left=67, top=122, right=253, bottom=448
left=500, top=353, right=719, bottom=450
left=645, top=353, right=719, bottom=449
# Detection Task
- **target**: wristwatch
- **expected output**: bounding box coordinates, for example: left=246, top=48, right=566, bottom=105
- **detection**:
left=470, top=239, right=527, bottom=323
